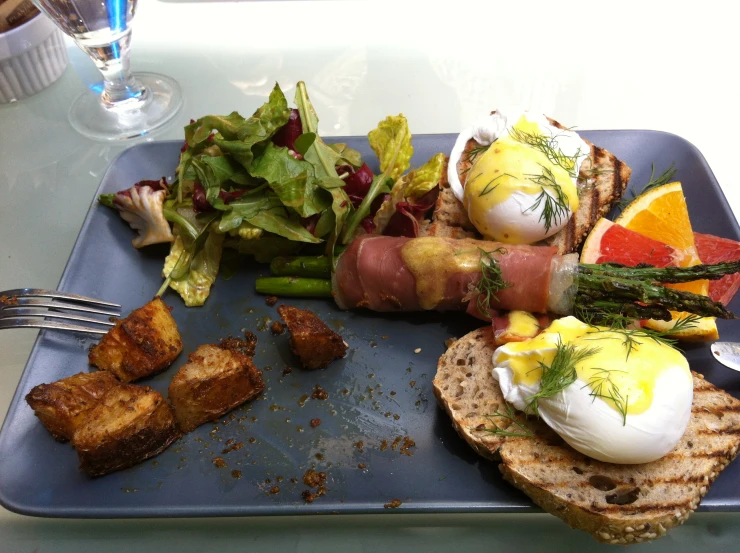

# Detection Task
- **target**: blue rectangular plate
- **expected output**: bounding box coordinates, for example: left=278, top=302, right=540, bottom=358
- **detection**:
left=1, top=131, right=739, bottom=517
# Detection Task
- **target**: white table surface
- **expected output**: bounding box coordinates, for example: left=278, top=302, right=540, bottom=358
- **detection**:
left=1, top=1, right=739, bottom=550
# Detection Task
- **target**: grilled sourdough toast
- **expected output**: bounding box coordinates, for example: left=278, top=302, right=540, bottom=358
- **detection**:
left=433, top=327, right=740, bottom=544
left=423, top=117, right=632, bottom=253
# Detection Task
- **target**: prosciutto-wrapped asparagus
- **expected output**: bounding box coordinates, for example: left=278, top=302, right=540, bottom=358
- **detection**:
left=256, top=235, right=740, bottom=322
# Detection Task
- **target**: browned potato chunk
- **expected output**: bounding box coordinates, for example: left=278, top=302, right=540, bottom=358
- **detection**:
left=277, top=305, right=348, bottom=370
left=72, top=384, right=179, bottom=477
left=25, top=371, right=121, bottom=442
left=168, top=343, right=264, bottom=433
left=88, top=297, right=182, bottom=382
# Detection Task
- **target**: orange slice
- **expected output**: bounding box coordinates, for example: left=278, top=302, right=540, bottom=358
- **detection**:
left=612, top=182, right=716, bottom=340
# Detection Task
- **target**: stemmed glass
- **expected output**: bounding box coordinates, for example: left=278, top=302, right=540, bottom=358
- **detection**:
left=31, top=0, right=182, bottom=141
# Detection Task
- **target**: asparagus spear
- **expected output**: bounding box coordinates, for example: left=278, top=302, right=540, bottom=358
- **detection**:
left=255, top=256, right=740, bottom=320
left=255, top=277, right=332, bottom=298
left=269, top=256, right=332, bottom=279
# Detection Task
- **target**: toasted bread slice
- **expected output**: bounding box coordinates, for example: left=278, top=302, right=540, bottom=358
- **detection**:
left=499, top=372, right=740, bottom=544
left=277, top=305, right=348, bottom=369
left=72, top=384, right=179, bottom=477
left=168, top=343, right=264, bottom=433
left=423, top=117, right=632, bottom=253
left=88, top=297, right=182, bottom=382
left=434, top=328, right=740, bottom=544
left=432, top=326, right=507, bottom=460
left=25, top=371, right=121, bottom=442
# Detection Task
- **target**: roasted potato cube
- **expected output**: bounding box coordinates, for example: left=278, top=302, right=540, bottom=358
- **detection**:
left=72, top=384, right=179, bottom=477
left=168, top=343, right=264, bottom=433
left=88, top=297, right=182, bottom=382
left=25, top=371, right=121, bottom=442
left=277, top=305, right=348, bottom=369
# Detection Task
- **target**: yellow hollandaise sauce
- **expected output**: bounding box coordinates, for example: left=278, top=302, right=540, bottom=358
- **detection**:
left=494, top=317, right=691, bottom=416
left=463, top=115, right=579, bottom=244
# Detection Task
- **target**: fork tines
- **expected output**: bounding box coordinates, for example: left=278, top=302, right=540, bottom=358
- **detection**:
left=0, top=288, right=121, bottom=335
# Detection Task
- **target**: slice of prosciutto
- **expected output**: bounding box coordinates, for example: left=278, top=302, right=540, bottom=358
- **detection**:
left=332, top=235, right=579, bottom=315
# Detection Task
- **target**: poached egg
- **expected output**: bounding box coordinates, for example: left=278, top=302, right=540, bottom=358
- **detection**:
left=492, top=317, right=693, bottom=464
left=448, top=111, right=590, bottom=244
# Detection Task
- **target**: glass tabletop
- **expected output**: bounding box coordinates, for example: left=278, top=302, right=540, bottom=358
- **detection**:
left=1, top=1, right=738, bottom=550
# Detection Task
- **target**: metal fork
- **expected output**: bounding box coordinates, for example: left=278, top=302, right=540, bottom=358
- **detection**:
left=0, top=288, right=121, bottom=335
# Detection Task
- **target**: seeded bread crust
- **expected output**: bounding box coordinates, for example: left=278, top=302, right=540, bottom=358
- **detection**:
left=432, top=327, right=505, bottom=460
left=433, top=328, right=740, bottom=545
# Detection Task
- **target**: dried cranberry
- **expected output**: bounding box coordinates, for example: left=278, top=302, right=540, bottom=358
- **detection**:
left=273, top=109, right=303, bottom=151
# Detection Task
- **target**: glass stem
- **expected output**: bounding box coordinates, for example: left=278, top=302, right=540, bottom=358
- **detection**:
left=79, top=31, right=148, bottom=109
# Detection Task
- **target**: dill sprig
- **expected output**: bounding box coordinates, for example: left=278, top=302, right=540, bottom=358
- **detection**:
left=509, top=127, right=582, bottom=178
left=617, top=162, right=677, bottom=210
left=459, top=144, right=492, bottom=177
left=525, top=340, right=601, bottom=416
left=585, top=368, right=628, bottom=425
left=474, top=247, right=510, bottom=317
left=580, top=313, right=701, bottom=360
left=465, top=144, right=490, bottom=164
left=483, top=403, right=533, bottom=438
left=479, top=173, right=515, bottom=197
left=524, top=165, right=571, bottom=232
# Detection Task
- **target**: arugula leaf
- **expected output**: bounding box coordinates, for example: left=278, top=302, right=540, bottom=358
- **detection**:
left=182, top=83, right=291, bottom=173
left=329, top=143, right=363, bottom=168
left=294, top=132, right=316, bottom=156
left=293, top=81, right=352, bottom=256
left=246, top=207, right=322, bottom=243
left=224, top=235, right=301, bottom=263
left=313, top=208, right=335, bottom=238
left=200, top=155, right=252, bottom=186
left=218, top=190, right=284, bottom=232
left=249, top=143, right=332, bottom=217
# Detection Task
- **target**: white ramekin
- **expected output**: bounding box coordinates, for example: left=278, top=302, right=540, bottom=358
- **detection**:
left=0, top=13, right=68, bottom=103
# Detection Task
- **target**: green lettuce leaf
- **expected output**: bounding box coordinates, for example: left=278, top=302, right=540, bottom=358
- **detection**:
left=368, top=114, right=413, bottom=181
left=162, top=210, right=224, bottom=307
left=249, top=143, right=332, bottom=218
left=340, top=114, right=415, bottom=244
left=373, top=152, right=446, bottom=233
left=404, top=152, right=446, bottom=200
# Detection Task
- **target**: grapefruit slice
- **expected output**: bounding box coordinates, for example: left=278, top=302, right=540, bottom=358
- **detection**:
left=582, top=188, right=718, bottom=340
left=694, top=232, right=740, bottom=306
left=581, top=218, right=678, bottom=267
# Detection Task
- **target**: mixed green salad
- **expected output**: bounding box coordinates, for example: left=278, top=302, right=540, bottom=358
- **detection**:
left=100, top=82, right=445, bottom=306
